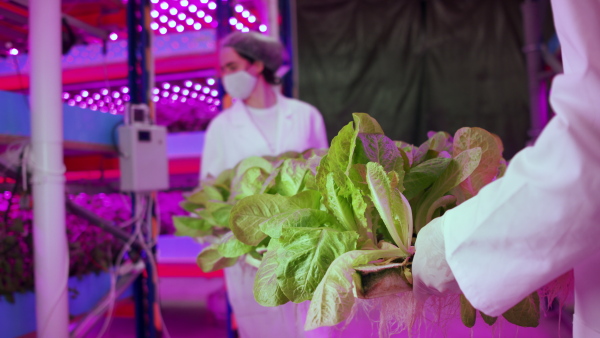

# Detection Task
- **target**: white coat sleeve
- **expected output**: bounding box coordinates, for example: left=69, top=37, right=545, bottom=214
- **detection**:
left=440, top=0, right=600, bottom=317
left=200, top=118, right=226, bottom=182
left=309, top=107, right=329, bottom=149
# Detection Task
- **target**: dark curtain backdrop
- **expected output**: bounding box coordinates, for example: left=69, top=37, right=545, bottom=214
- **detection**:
left=296, top=0, right=530, bottom=158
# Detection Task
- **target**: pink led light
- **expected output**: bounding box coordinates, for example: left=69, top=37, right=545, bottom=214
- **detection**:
left=236, top=23, right=243, bottom=30
left=180, top=0, right=189, bottom=6
left=207, top=98, right=213, bottom=103
left=121, top=87, right=129, bottom=94
left=68, top=99, right=75, bottom=106
left=163, top=83, right=171, bottom=90
left=160, top=2, right=168, bottom=10
left=91, top=104, right=98, bottom=111
left=215, top=99, right=221, bottom=105
left=117, top=99, right=123, bottom=105
left=202, top=87, right=210, bottom=94
left=235, top=4, right=243, bottom=12
left=99, top=101, right=105, bottom=107
left=159, top=27, right=167, bottom=34
left=168, top=20, right=176, bottom=28
left=123, top=95, right=131, bottom=102
left=200, top=0, right=208, bottom=4
left=208, top=2, right=216, bottom=10
left=151, top=22, right=159, bottom=30
left=153, top=96, right=160, bottom=102
left=153, top=88, right=160, bottom=94
left=186, top=18, right=194, bottom=25
left=181, top=97, right=187, bottom=103
left=170, top=7, right=178, bottom=15
left=87, top=98, right=94, bottom=104
left=81, top=90, right=89, bottom=97
left=182, top=89, right=190, bottom=95
left=151, top=10, right=159, bottom=18
left=9, top=48, right=19, bottom=55
left=242, top=27, right=249, bottom=33
left=248, top=16, right=256, bottom=23
left=162, top=91, right=169, bottom=97
left=185, top=81, right=193, bottom=87
left=194, top=84, right=202, bottom=90
left=197, top=11, right=205, bottom=18
left=63, top=93, right=69, bottom=99
left=211, top=90, right=218, bottom=97
left=75, top=95, right=82, bottom=102
left=113, top=92, right=120, bottom=98
left=104, top=97, right=111, bottom=103
left=207, top=78, right=215, bottom=85
left=80, top=103, right=87, bottom=109
left=151, top=0, right=158, bottom=3
left=191, top=92, right=198, bottom=98
left=176, top=25, right=184, bottom=32
left=160, top=15, right=168, bottom=23
left=259, top=24, right=267, bottom=32
left=178, top=13, right=186, bottom=20
left=101, top=88, right=109, bottom=95
left=242, top=10, right=250, bottom=18
left=172, top=94, right=179, bottom=100
left=173, top=86, right=181, bottom=93
left=200, top=95, right=206, bottom=100
left=193, top=23, right=202, bottom=30
left=229, top=17, right=237, bottom=25
left=205, top=15, right=213, bottom=23
left=189, top=4, right=197, bottom=12
left=109, top=33, right=118, bottom=40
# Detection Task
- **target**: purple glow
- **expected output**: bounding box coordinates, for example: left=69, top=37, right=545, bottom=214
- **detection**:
left=208, top=2, right=216, bottom=10
left=169, top=7, right=178, bottom=15
left=80, top=103, right=87, bottom=109
left=193, top=23, right=202, bottom=30
left=181, top=97, right=187, bottom=103
left=153, top=96, right=160, bottom=102
left=68, top=99, right=75, bottom=106
left=182, top=89, right=190, bottom=95
left=185, top=81, right=193, bottom=87
left=159, top=27, right=167, bottom=34
left=186, top=18, right=194, bottom=25
left=210, top=90, right=218, bottom=97
left=99, top=101, right=105, bottom=107
left=162, top=91, right=169, bottom=97
left=215, top=99, right=221, bottom=105
left=151, top=22, right=159, bottom=30
left=123, top=95, right=131, bottom=102
left=112, top=92, right=120, bottom=99
left=104, top=97, right=111, bottom=103
left=194, top=84, right=202, bottom=90
left=151, top=0, right=158, bottom=3
left=168, top=20, right=176, bottom=28
left=200, top=95, right=206, bottom=100
left=87, top=98, right=94, bottom=104
left=200, top=0, right=208, bottom=4
left=189, top=4, right=197, bottom=12
left=202, top=87, right=210, bottom=94
left=151, top=10, right=159, bottom=18
left=81, top=90, right=89, bottom=97
left=176, top=25, right=184, bottom=32
left=242, top=10, right=250, bottom=18
left=163, top=83, right=171, bottom=90
left=235, top=23, right=243, bottom=30
left=205, top=15, right=213, bottom=23
left=121, top=87, right=129, bottom=94
left=117, top=99, right=123, bottom=105
left=235, top=4, right=243, bottom=13
left=180, top=0, right=189, bottom=6
left=63, top=93, right=70, bottom=99
left=207, top=78, right=215, bottom=85
left=172, top=94, right=179, bottom=100
left=207, top=98, right=213, bottom=103
left=248, top=16, right=256, bottom=23
left=9, top=48, right=19, bottom=56
left=259, top=24, right=267, bottom=32
left=160, top=2, right=168, bottom=10
left=153, top=88, right=160, bottom=94
left=242, top=27, right=249, bottom=33
left=109, top=33, right=118, bottom=41
left=173, top=86, right=181, bottom=93
left=75, top=95, right=82, bottom=102
left=91, top=104, right=98, bottom=111
left=197, top=11, right=205, bottom=18
left=101, top=88, right=109, bottom=95
left=94, top=93, right=101, bottom=100
left=229, top=17, right=237, bottom=25
left=159, top=15, right=168, bottom=23
left=191, top=92, right=198, bottom=98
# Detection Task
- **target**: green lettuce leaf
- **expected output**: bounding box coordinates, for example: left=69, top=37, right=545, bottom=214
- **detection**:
left=276, top=227, right=359, bottom=303
left=173, top=217, right=213, bottom=237
left=403, top=158, right=451, bottom=200
left=217, top=232, right=254, bottom=258
left=196, top=244, right=238, bottom=272
left=322, top=173, right=357, bottom=232
left=356, top=133, right=403, bottom=173
left=259, top=209, right=340, bottom=238
left=305, top=249, right=405, bottom=330
left=275, top=158, right=310, bottom=196
left=254, top=239, right=290, bottom=306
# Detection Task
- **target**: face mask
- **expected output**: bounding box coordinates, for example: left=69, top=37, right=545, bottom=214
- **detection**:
left=222, top=70, right=258, bottom=100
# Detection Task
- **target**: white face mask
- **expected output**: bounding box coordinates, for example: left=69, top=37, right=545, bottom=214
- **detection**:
left=222, top=70, right=258, bottom=100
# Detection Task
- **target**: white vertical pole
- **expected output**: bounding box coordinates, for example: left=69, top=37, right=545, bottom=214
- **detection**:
left=30, top=0, right=70, bottom=336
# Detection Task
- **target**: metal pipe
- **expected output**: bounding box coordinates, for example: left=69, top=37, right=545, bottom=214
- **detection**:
left=29, top=0, right=70, bottom=336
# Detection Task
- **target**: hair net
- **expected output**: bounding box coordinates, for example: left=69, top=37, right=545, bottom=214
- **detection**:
left=221, top=32, right=285, bottom=72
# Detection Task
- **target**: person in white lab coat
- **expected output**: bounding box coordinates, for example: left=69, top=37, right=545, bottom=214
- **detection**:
left=200, top=32, right=329, bottom=338
left=412, top=0, right=600, bottom=336
left=200, top=31, right=328, bottom=180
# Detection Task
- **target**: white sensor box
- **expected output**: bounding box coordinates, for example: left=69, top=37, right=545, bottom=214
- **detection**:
left=118, top=124, right=169, bottom=192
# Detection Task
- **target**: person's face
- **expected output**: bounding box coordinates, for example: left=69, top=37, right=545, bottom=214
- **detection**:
left=219, top=47, right=264, bottom=78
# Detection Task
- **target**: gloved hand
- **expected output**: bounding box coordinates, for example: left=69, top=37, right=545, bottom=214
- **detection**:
left=412, top=216, right=462, bottom=304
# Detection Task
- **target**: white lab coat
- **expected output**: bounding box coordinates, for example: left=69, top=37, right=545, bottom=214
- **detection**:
left=200, top=91, right=329, bottom=338
left=439, top=0, right=600, bottom=336
left=200, top=91, right=329, bottom=179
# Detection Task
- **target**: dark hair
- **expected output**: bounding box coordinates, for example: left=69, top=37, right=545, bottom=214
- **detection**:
left=237, top=51, right=281, bottom=85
